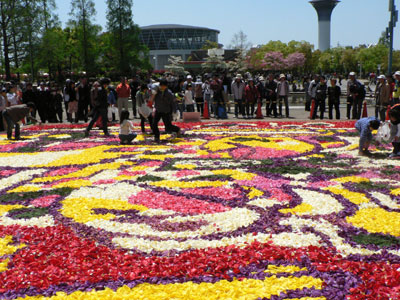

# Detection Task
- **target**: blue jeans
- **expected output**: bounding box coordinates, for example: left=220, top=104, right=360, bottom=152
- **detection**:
left=119, top=133, right=137, bottom=144
left=2, top=111, right=20, bottom=139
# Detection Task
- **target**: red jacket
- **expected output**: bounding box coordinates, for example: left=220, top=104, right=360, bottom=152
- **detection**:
left=245, top=85, right=260, bottom=103
left=116, top=83, right=131, bottom=98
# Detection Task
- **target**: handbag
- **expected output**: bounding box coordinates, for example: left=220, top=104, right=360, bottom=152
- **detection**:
left=376, top=122, right=391, bottom=143
left=138, top=103, right=152, bottom=118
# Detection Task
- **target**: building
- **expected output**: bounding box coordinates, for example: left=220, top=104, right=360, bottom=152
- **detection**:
left=310, top=0, right=340, bottom=51
left=139, top=24, right=220, bottom=71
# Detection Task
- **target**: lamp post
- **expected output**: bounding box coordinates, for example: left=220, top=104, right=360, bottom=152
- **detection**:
left=387, top=0, right=398, bottom=74
left=358, top=63, right=362, bottom=79
left=378, top=64, right=381, bottom=75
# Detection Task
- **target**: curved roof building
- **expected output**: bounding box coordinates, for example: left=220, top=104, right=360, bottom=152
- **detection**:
left=139, top=24, right=220, bottom=70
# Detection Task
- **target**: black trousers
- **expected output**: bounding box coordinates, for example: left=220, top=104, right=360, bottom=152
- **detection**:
left=393, top=142, right=400, bottom=154
left=153, top=112, right=180, bottom=140
left=349, top=97, right=363, bottom=119
left=78, top=101, right=89, bottom=121
left=0, top=111, right=4, bottom=131
left=245, top=102, right=255, bottom=116
left=328, top=99, right=340, bottom=120
left=86, top=108, right=108, bottom=134
left=278, top=96, right=289, bottom=117
left=266, top=96, right=278, bottom=117
left=234, top=99, right=245, bottom=117
left=131, top=97, right=137, bottom=118
left=2, top=111, right=20, bottom=139
left=312, top=99, right=326, bottom=119
left=140, top=114, right=154, bottom=133
left=195, top=98, right=204, bottom=115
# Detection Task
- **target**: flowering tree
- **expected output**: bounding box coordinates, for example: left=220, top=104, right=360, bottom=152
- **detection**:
left=262, top=52, right=287, bottom=71
left=286, top=52, right=306, bottom=69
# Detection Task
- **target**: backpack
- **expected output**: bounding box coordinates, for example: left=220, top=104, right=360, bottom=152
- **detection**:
left=195, top=84, right=203, bottom=98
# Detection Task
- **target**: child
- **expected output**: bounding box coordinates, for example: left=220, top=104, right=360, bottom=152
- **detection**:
left=184, top=84, right=195, bottom=112
left=119, top=110, right=137, bottom=145
left=389, top=105, right=400, bottom=158
left=355, top=117, right=381, bottom=156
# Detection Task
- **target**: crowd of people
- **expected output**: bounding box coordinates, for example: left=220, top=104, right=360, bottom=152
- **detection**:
left=2, top=70, right=400, bottom=144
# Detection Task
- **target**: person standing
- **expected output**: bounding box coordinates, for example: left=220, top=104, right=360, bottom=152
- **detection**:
left=347, top=72, right=366, bottom=119
left=152, top=79, right=181, bottom=143
left=129, top=76, right=140, bottom=118
left=194, top=77, right=204, bottom=115
left=77, top=77, right=91, bottom=122
left=85, top=78, right=111, bottom=137
left=0, top=88, right=6, bottom=131
left=312, top=76, right=328, bottom=120
left=277, top=74, right=290, bottom=118
left=328, top=78, right=341, bottom=120
left=210, top=74, right=223, bottom=118
left=374, top=75, right=391, bottom=121
left=116, top=77, right=131, bottom=119
left=184, top=84, right=195, bottom=112
left=22, top=83, right=37, bottom=122
left=265, top=74, right=277, bottom=117
left=67, top=81, right=78, bottom=123
left=244, top=79, right=260, bottom=119
left=36, top=82, right=50, bottom=123
left=303, top=77, right=311, bottom=111
left=392, top=71, right=400, bottom=105
left=231, top=74, right=245, bottom=118
left=7, top=85, right=21, bottom=107
left=137, top=84, right=154, bottom=134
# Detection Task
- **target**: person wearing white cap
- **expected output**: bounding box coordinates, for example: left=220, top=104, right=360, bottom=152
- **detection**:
left=183, top=75, right=193, bottom=92
left=277, top=74, right=290, bottom=118
left=392, top=71, right=400, bottom=105
left=347, top=72, right=366, bottom=119
left=375, top=75, right=391, bottom=120
left=231, top=74, right=246, bottom=118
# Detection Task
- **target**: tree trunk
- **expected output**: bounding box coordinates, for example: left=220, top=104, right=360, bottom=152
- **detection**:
left=0, top=2, right=11, bottom=81
left=118, top=0, right=124, bottom=74
left=11, top=18, right=20, bottom=81
left=82, top=8, right=89, bottom=74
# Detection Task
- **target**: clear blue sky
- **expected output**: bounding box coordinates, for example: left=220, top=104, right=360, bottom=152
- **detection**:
left=56, top=0, right=400, bottom=50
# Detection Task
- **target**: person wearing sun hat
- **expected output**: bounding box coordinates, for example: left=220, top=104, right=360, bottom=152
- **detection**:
left=375, top=74, right=391, bottom=120
left=231, top=74, right=246, bottom=118
left=277, top=74, right=289, bottom=118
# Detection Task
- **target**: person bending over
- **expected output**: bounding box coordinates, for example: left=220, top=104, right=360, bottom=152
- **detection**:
left=355, top=117, right=380, bottom=156
left=2, top=102, right=40, bottom=140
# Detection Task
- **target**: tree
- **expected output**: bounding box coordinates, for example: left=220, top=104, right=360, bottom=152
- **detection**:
left=229, top=30, right=252, bottom=52
left=356, top=44, right=388, bottom=74
left=106, top=0, right=148, bottom=75
left=201, top=40, right=220, bottom=50
left=262, top=52, right=287, bottom=71
left=0, top=0, right=17, bottom=80
left=227, top=49, right=248, bottom=74
left=165, top=56, right=185, bottom=75
left=69, top=0, right=96, bottom=74
left=202, top=51, right=227, bottom=73
left=286, top=52, right=306, bottom=70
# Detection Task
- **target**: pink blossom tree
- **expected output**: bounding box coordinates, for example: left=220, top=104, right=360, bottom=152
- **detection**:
left=286, top=52, right=306, bottom=69
left=262, top=51, right=287, bottom=71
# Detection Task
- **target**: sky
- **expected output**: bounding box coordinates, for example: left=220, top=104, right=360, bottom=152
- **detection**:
left=56, top=0, right=400, bottom=50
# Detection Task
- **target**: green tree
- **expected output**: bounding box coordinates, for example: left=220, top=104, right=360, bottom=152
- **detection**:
left=201, top=40, right=219, bottom=50
left=0, top=0, right=17, bottom=80
left=105, top=0, right=150, bottom=75
left=356, top=44, right=388, bottom=74
left=69, top=0, right=96, bottom=74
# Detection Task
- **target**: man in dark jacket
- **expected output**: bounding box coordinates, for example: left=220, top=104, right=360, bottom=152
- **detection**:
left=77, top=77, right=91, bottom=122
left=22, top=83, right=37, bottom=122
left=2, top=102, right=40, bottom=140
left=85, top=78, right=111, bottom=137
left=312, top=76, right=328, bottom=120
left=265, top=74, right=277, bottom=117
left=328, top=78, right=341, bottom=120
left=152, top=79, right=181, bottom=143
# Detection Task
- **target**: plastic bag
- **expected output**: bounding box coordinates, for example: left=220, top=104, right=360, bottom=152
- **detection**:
left=376, top=122, right=392, bottom=143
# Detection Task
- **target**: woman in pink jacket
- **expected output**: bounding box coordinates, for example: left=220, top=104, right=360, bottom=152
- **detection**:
left=244, top=79, right=260, bottom=119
